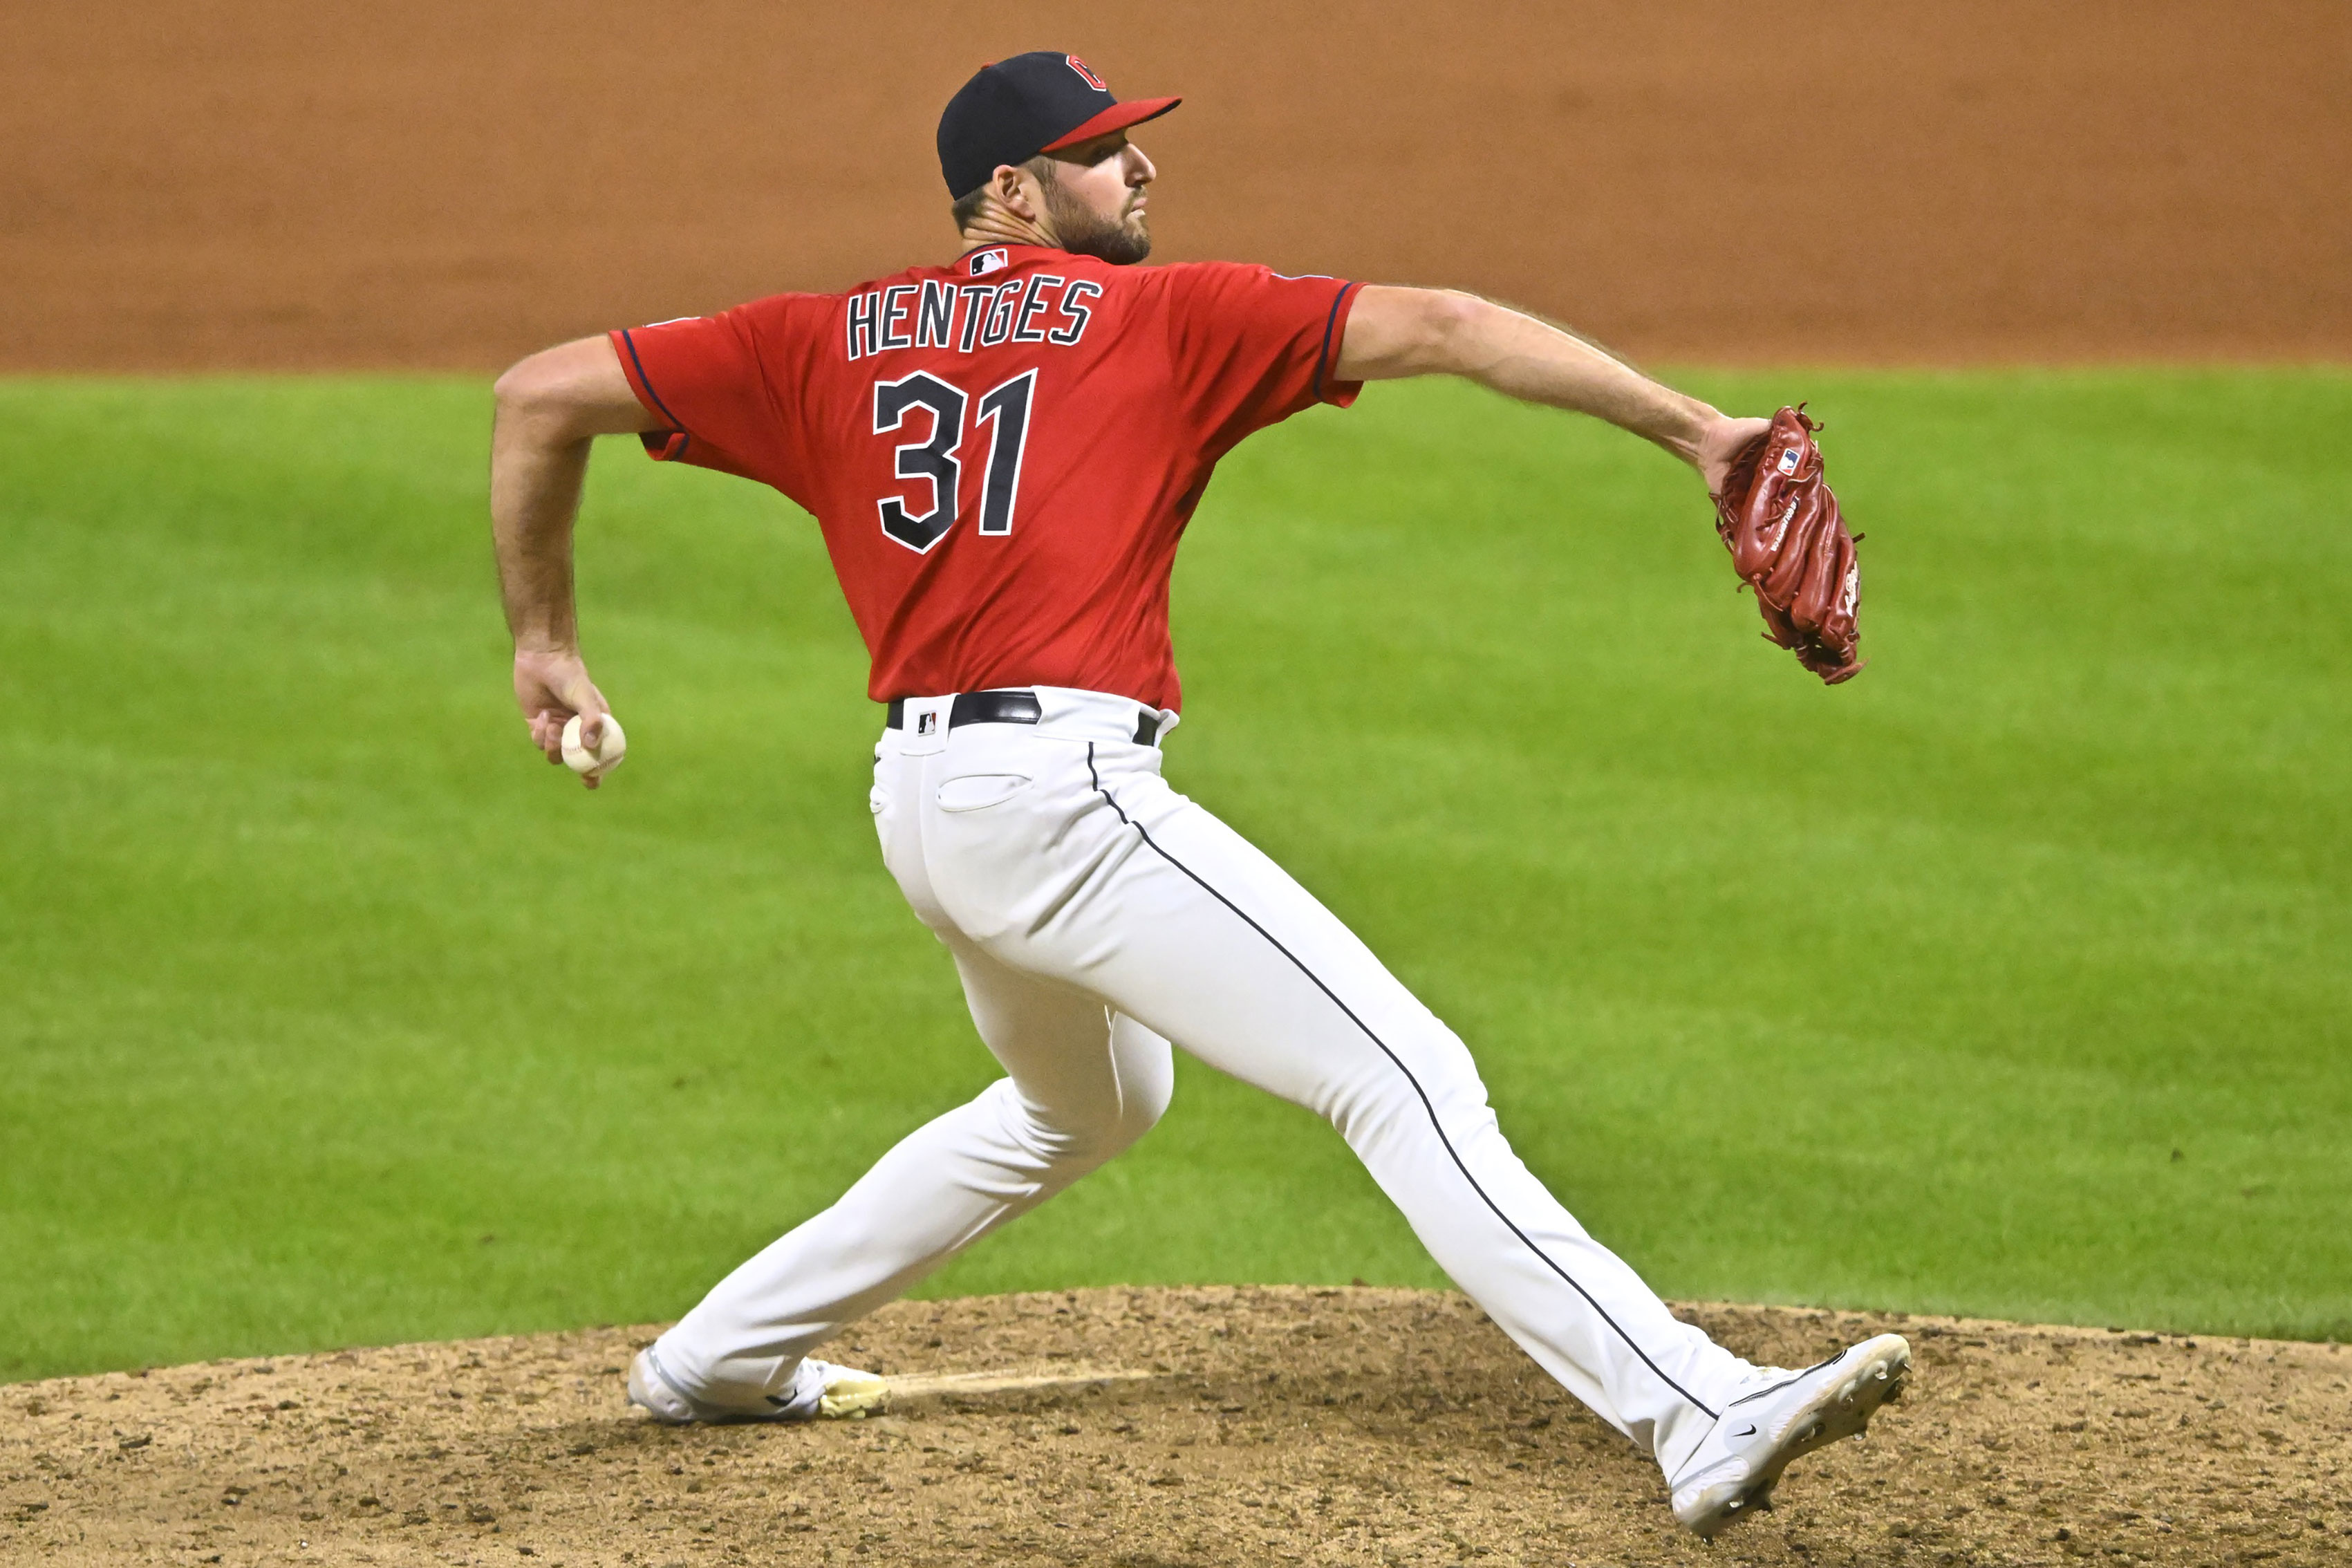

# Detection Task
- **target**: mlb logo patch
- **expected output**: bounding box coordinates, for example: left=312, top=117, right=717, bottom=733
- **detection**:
left=1777, top=447, right=1802, bottom=476
left=917, top=711, right=939, bottom=736
left=969, top=248, right=1009, bottom=277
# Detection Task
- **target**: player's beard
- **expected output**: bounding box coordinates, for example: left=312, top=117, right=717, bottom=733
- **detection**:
left=1042, top=171, right=1152, bottom=265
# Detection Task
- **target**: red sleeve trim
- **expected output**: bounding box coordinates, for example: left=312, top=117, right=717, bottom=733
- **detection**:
left=1313, top=281, right=1365, bottom=408
left=608, top=327, right=692, bottom=462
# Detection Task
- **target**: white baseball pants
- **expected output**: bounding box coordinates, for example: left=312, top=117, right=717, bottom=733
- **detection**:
left=653, top=687, right=1759, bottom=1475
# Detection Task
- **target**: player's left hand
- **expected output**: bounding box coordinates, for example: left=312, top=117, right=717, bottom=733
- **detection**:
left=1709, top=406, right=1865, bottom=684
left=1697, top=413, right=1775, bottom=500
left=513, top=646, right=612, bottom=789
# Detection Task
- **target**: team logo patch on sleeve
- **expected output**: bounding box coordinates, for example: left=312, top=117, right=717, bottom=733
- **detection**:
left=967, top=248, right=1009, bottom=277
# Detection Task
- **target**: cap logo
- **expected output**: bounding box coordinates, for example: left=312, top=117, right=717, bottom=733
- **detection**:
left=967, top=248, right=1009, bottom=277
left=1065, top=55, right=1108, bottom=91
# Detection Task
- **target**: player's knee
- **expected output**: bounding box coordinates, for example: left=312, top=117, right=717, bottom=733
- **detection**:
left=1015, top=1071, right=1170, bottom=1172
left=1022, top=1119, right=1125, bottom=1174
left=1084, top=1015, right=1175, bottom=1155
left=1061, top=1084, right=1171, bottom=1166
left=1110, top=1056, right=1175, bottom=1149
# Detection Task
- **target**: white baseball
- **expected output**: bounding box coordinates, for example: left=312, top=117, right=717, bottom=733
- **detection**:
left=561, top=712, right=627, bottom=778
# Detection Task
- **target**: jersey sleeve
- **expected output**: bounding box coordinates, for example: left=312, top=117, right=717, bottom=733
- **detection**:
left=608, top=294, right=833, bottom=494
left=1157, top=263, right=1363, bottom=451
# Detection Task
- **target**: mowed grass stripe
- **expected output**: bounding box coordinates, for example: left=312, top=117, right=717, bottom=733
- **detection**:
left=1, top=371, right=2345, bottom=1381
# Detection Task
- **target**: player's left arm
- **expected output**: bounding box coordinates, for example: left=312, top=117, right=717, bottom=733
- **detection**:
left=1333, top=286, right=1766, bottom=496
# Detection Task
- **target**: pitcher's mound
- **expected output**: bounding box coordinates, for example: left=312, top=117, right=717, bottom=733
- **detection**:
left=5, top=1287, right=2346, bottom=1565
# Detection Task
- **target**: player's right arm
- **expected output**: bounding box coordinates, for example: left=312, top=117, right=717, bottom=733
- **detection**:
left=1333, top=287, right=1767, bottom=498
left=489, top=334, right=664, bottom=782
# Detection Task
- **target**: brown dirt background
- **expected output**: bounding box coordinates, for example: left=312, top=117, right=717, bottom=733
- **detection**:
left=8, top=1, right=2349, bottom=371
left=7, top=1288, right=2350, bottom=1567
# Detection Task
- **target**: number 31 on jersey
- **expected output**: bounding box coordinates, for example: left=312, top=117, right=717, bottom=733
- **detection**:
left=871, top=370, right=1036, bottom=553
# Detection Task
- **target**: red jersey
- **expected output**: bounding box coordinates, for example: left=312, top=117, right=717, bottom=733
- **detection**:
left=610, top=245, right=1361, bottom=711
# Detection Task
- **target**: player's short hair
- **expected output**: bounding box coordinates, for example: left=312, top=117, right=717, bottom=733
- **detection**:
left=951, top=153, right=1058, bottom=232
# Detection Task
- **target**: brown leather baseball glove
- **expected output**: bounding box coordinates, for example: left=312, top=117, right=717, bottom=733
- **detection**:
left=1711, top=405, right=1864, bottom=684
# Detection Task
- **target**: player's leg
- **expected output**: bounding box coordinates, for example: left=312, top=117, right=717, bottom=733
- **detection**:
left=922, top=726, right=1757, bottom=1477
left=645, top=930, right=1173, bottom=1410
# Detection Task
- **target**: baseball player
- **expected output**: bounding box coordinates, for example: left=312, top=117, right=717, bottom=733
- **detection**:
left=488, top=52, right=1907, bottom=1537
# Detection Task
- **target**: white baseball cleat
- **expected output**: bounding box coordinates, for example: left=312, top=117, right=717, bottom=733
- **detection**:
left=1666, top=1332, right=1911, bottom=1538
left=628, top=1346, right=890, bottom=1424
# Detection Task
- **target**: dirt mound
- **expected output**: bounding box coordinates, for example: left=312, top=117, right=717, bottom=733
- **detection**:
left=6, top=1287, right=2346, bottom=1566
left=6, top=2, right=2348, bottom=370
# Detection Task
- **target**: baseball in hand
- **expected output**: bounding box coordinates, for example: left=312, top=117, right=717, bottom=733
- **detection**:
left=561, top=713, right=627, bottom=779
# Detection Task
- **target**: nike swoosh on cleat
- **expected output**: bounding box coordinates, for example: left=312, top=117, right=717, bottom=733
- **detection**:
left=1733, top=1424, right=1757, bottom=1437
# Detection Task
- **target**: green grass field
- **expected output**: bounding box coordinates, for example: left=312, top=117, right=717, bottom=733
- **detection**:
left=3, top=371, right=2346, bottom=1383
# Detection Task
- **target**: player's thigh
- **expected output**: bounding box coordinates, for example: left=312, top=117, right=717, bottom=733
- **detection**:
left=1055, top=772, right=1489, bottom=1129
left=946, top=929, right=1173, bottom=1144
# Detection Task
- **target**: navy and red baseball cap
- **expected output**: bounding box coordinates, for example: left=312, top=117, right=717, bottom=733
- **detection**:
left=937, top=52, right=1180, bottom=198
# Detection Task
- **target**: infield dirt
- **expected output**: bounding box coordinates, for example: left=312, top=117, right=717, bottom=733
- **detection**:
left=7, top=1287, right=2347, bottom=1567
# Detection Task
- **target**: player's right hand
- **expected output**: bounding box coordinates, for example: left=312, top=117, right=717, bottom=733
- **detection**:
left=512, top=646, right=613, bottom=788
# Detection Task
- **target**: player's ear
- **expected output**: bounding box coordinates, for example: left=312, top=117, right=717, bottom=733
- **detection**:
left=993, top=162, right=1043, bottom=223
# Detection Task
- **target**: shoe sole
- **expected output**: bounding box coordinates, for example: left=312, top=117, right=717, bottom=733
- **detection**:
left=815, top=1374, right=891, bottom=1420
left=629, top=1352, right=891, bottom=1425
left=1685, top=1334, right=1911, bottom=1539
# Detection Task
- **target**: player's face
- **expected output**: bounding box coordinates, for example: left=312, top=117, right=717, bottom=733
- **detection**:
left=1041, top=132, right=1157, bottom=265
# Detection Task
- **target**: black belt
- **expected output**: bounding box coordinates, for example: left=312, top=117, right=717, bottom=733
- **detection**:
left=886, top=689, right=1161, bottom=745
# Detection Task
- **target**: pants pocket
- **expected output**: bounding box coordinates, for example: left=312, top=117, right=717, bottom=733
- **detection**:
left=935, top=773, right=1034, bottom=813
